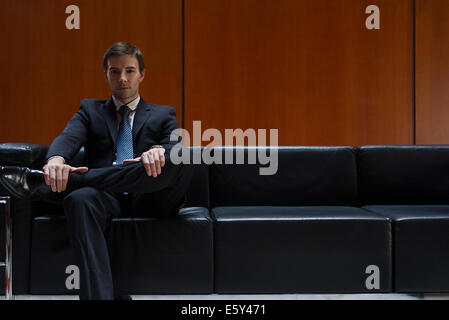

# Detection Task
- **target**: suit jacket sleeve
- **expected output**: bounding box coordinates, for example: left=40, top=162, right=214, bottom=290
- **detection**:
left=45, top=101, right=89, bottom=163
left=159, top=106, right=179, bottom=156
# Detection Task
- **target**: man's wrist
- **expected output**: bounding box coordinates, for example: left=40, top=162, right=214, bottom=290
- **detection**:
left=150, top=145, right=164, bottom=149
left=46, top=156, right=66, bottom=165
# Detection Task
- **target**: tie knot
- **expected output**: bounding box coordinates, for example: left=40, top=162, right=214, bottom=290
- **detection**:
left=119, top=105, right=131, bottom=117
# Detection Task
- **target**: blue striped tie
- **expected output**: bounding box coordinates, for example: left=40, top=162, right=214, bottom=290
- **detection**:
left=116, top=105, right=134, bottom=165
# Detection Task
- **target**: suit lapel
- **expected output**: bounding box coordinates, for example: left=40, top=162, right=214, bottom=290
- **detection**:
left=132, top=98, right=152, bottom=141
left=104, top=98, right=119, bottom=146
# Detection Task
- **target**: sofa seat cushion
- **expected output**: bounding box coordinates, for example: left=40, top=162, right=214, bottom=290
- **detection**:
left=363, top=205, right=449, bottom=292
left=212, top=206, right=391, bottom=293
left=30, top=207, right=213, bottom=295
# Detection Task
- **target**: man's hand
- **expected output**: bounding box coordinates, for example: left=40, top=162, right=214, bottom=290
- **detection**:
left=43, top=156, right=89, bottom=193
left=123, top=147, right=165, bottom=177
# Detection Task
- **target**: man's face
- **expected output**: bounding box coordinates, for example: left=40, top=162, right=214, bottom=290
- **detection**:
left=105, top=54, right=145, bottom=104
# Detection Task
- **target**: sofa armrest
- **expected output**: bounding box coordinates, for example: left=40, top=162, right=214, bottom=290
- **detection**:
left=0, top=143, right=52, bottom=295
left=0, top=143, right=49, bottom=169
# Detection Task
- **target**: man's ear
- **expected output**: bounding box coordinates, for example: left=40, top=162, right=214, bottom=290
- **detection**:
left=139, top=69, right=146, bottom=82
left=104, top=70, right=109, bottom=81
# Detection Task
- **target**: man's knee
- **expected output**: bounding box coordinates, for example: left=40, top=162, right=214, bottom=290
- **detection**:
left=63, top=187, right=102, bottom=211
left=63, top=187, right=117, bottom=228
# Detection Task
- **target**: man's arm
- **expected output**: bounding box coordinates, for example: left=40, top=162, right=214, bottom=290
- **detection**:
left=44, top=101, right=90, bottom=192
left=46, top=101, right=90, bottom=163
left=159, top=106, right=179, bottom=155
left=124, top=106, right=179, bottom=177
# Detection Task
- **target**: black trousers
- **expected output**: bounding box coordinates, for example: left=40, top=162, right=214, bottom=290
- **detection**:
left=62, top=161, right=193, bottom=300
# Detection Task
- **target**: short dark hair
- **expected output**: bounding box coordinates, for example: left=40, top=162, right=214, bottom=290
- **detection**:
left=103, top=42, right=145, bottom=73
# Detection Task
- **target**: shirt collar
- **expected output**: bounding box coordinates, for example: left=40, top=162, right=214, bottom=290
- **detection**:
left=112, top=95, right=140, bottom=112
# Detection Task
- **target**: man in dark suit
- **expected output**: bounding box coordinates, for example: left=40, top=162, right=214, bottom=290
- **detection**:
left=38, top=41, right=191, bottom=300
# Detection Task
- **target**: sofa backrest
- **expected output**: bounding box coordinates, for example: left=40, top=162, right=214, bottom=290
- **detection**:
left=357, top=145, right=449, bottom=205
left=183, top=147, right=210, bottom=208
left=5, top=143, right=449, bottom=208
left=209, top=146, right=359, bottom=207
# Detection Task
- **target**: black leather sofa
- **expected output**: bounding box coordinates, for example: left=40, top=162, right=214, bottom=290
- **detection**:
left=1, top=143, right=449, bottom=296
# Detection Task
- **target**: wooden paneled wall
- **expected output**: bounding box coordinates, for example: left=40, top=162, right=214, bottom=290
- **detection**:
left=185, top=0, right=413, bottom=146
left=416, top=0, right=449, bottom=144
left=0, top=0, right=448, bottom=146
left=0, top=0, right=182, bottom=145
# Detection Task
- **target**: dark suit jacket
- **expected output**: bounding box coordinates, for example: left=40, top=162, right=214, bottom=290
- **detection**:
left=46, top=97, right=179, bottom=168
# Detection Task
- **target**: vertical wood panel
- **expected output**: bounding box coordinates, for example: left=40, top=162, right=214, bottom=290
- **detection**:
left=185, top=0, right=413, bottom=146
left=416, top=0, right=449, bottom=144
left=0, top=0, right=182, bottom=145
